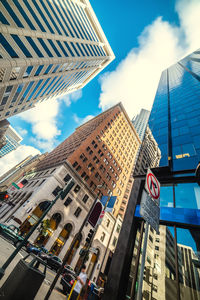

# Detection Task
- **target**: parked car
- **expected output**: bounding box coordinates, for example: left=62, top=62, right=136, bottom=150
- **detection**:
left=60, top=272, right=76, bottom=294
left=63, top=265, right=76, bottom=276
left=0, top=223, right=25, bottom=246
left=26, top=244, right=48, bottom=256
left=44, top=255, right=63, bottom=272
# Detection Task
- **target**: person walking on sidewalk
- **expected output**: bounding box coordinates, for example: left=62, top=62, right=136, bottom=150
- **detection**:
left=68, top=265, right=87, bottom=300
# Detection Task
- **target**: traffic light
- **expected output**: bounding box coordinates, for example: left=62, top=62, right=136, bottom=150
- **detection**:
left=60, top=179, right=75, bottom=200
left=0, top=191, right=9, bottom=201
left=79, top=248, right=87, bottom=256
left=86, top=229, right=94, bottom=244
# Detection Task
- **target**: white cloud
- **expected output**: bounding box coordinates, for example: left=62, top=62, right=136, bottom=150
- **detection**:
left=0, top=145, right=41, bottom=177
left=19, top=98, right=61, bottom=141
left=73, top=114, right=95, bottom=125
left=57, top=89, right=83, bottom=107
left=16, top=127, right=28, bottom=137
left=99, top=0, right=200, bottom=118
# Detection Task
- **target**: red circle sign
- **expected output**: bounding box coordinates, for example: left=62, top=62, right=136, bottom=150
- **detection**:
left=147, top=173, right=160, bottom=200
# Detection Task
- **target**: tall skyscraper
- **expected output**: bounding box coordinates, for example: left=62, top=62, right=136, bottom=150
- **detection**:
left=0, top=125, right=22, bottom=157
left=0, top=0, right=114, bottom=120
left=132, top=109, right=150, bottom=141
left=149, top=49, right=200, bottom=172
left=103, top=49, right=200, bottom=300
left=36, top=103, right=141, bottom=218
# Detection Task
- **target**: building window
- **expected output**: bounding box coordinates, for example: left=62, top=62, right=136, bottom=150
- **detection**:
left=149, top=235, right=153, bottom=243
left=74, top=185, right=81, bottom=193
left=112, top=237, right=117, bottom=247
left=72, top=161, right=78, bottom=168
left=100, top=232, right=105, bottom=242
left=106, top=219, right=110, bottom=227
left=64, top=174, right=71, bottom=183
left=81, top=172, right=86, bottom=178
left=64, top=197, right=72, bottom=207
left=76, top=165, right=81, bottom=172
left=82, top=195, right=89, bottom=203
left=116, top=224, right=121, bottom=233
left=38, top=179, right=45, bottom=186
left=52, top=186, right=62, bottom=196
left=85, top=175, right=89, bottom=182
left=155, top=246, right=159, bottom=251
left=74, top=207, right=82, bottom=218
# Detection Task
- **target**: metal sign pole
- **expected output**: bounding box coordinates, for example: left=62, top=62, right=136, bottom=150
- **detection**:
left=136, top=222, right=149, bottom=300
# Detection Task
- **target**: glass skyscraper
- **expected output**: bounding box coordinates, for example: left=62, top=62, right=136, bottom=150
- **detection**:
left=149, top=49, right=200, bottom=172
left=0, top=125, right=22, bottom=158
left=0, top=0, right=114, bottom=121
left=132, top=109, right=150, bottom=141
left=103, top=49, right=200, bottom=300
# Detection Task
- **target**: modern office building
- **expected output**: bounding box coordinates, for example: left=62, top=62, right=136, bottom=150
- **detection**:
left=0, top=125, right=22, bottom=157
left=103, top=49, right=200, bottom=300
left=132, top=109, right=150, bottom=141
left=0, top=0, right=114, bottom=120
left=36, top=102, right=141, bottom=218
left=0, top=119, right=10, bottom=149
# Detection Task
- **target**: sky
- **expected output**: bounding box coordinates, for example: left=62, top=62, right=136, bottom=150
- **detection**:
left=1, top=0, right=200, bottom=176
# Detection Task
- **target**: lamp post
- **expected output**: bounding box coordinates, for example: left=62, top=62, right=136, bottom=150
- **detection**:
left=0, top=179, right=75, bottom=279
left=44, top=185, right=103, bottom=300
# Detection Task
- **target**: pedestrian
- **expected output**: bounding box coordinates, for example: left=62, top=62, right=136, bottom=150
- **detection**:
left=68, top=264, right=87, bottom=300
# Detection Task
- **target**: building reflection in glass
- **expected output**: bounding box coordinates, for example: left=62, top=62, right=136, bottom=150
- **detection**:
left=126, top=223, right=200, bottom=300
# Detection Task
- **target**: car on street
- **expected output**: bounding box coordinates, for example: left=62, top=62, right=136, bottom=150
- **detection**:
left=26, top=243, right=49, bottom=256
left=42, top=254, right=63, bottom=272
left=60, top=272, right=76, bottom=295
left=63, top=265, right=76, bottom=276
left=0, top=223, right=25, bottom=246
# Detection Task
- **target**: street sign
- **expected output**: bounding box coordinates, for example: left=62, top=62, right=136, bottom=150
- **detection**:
left=140, top=190, right=160, bottom=233
left=145, top=169, right=160, bottom=204
left=89, top=247, right=98, bottom=255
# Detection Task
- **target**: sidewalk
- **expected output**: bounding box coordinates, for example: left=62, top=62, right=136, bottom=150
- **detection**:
left=0, top=237, right=66, bottom=299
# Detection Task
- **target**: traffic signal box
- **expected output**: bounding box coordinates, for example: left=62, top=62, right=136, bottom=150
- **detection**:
left=0, top=191, right=9, bottom=201
left=86, top=229, right=94, bottom=244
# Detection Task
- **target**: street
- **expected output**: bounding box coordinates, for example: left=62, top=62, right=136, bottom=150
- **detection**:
left=0, top=236, right=66, bottom=299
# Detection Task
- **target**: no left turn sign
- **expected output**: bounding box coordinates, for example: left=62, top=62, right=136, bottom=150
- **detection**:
left=145, top=169, right=160, bottom=201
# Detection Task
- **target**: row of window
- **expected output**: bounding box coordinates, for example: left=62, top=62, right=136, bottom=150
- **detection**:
left=1, top=0, right=100, bottom=43
left=0, top=32, right=105, bottom=60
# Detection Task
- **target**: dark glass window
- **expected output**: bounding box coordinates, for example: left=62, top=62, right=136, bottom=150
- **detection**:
left=48, top=39, right=61, bottom=57
left=0, top=34, right=18, bottom=58
left=11, top=35, right=32, bottom=58
left=64, top=174, right=71, bottom=183
left=74, top=185, right=81, bottom=193
left=2, top=1, right=24, bottom=28
left=72, top=161, right=78, bottom=168
left=26, top=36, right=44, bottom=57
left=38, top=38, right=53, bottom=57
left=23, top=66, right=33, bottom=78
left=52, top=186, right=62, bottom=196
left=35, top=65, right=44, bottom=76
left=74, top=207, right=82, bottom=218
left=64, top=197, right=73, bottom=207
left=82, top=195, right=89, bottom=203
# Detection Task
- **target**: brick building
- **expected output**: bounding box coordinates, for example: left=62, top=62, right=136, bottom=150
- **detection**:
left=37, top=103, right=141, bottom=218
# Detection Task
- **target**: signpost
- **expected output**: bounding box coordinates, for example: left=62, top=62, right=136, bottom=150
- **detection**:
left=137, top=169, right=160, bottom=300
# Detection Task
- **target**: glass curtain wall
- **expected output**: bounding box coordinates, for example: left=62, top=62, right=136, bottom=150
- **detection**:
left=126, top=183, right=200, bottom=299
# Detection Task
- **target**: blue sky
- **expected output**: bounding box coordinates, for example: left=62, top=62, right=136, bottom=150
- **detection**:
left=1, top=0, right=200, bottom=251
left=1, top=0, right=200, bottom=173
